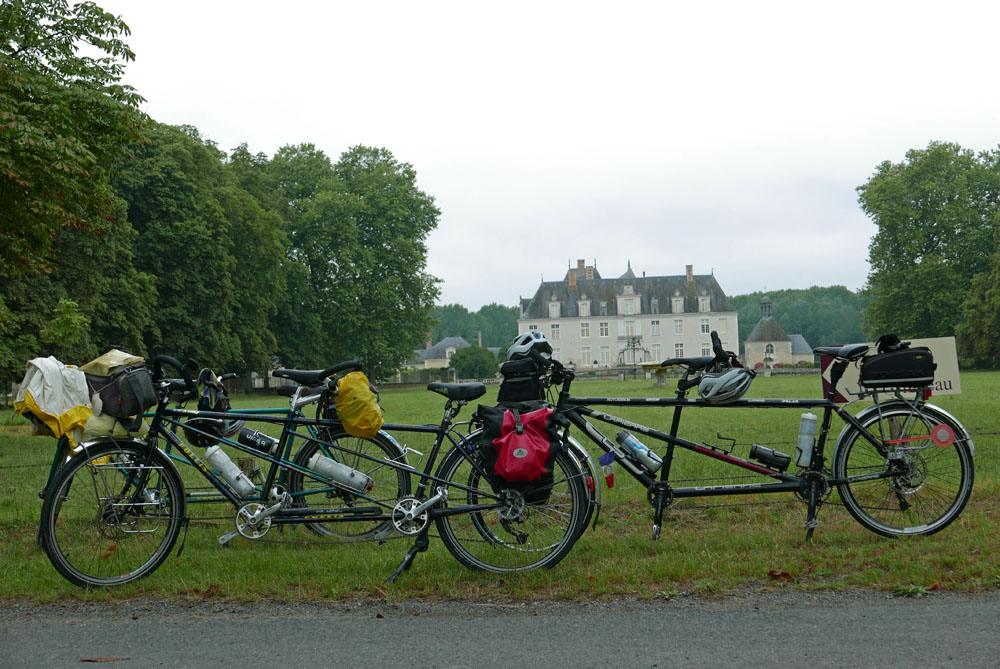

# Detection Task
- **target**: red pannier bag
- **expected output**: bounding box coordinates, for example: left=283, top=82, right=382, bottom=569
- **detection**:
left=492, top=406, right=554, bottom=483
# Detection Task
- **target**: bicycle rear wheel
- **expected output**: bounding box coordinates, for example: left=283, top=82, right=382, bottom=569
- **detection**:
left=40, top=440, right=185, bottom=587
left=434, top=447, right=586, bottom=573
left=287, top=428, right=410, bottom=540
left=833, top=404, right=973, bottom=537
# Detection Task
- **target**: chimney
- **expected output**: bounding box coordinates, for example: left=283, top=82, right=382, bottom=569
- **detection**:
left=577, top=259, right=585, bottom=270
left=426, top=333, right=433, bottom=350
left=686, top=264, right=694, bottom=283
left=477, top=330, right=483, bottom=347
left=568, top=269, right=577, bottom=290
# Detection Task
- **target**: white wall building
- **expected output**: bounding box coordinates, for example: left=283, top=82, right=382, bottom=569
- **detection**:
left=517, top=260, right=739, bottom=368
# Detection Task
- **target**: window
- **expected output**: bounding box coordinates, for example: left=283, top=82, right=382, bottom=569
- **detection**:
left=622, top=298, right=635, bottom=315
left=651, top=319, right=660, bottom=336
left=650, top=297, right=659, bottom=314
left=548, top=301, right=561, bottom=319
left=581, top=346, right=591, bottom=364
left=765, top=343, right=775, bottom=355
left=702, top=343, right=712, bottom=357
left=599, top=322, right=609, bottom=337
left=578, top=301, right=590, bottom=318
left=672, top=297, right=684, bottom=313
left=580, top=321, right=590, bottom=338
left=674, top=319, right=683, bottom=335
left=651, top=343, right=661, bottom=360
left=623, top=285, right=634, bottom=295
left=599, top=301, right=608, bottom=316
left=550, top=324, right=560, bottom=340
left=674, top=343, right=684, bottom=357
left=698, top=296, right=711, bottom=313
left=700, top=318, right=710, bottom=334
left=624, top=320, right=636, bottom=337
left=600, top=346, right=610, bottom=365
left=528, top=324, right=538, bottom=331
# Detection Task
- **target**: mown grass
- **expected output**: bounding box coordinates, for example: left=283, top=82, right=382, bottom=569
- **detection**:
left=1, top=372, right=998, bottom=602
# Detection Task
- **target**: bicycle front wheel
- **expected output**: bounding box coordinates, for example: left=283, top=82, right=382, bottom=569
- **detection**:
left=434, top=447, right=586, bottom=573
left=833, top=404, right=973, bottom=537
left=40, top=440, right=185, bottom=587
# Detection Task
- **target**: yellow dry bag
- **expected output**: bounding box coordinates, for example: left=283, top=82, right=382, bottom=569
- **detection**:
left=334, top=372, right=384, bottom=438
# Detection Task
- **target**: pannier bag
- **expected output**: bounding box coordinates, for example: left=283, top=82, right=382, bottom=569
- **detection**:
left=859, top=344, right=936, bottom=389
left=496, top=357, right=545, bottom=403
left=334, top=371, right=384, bottom=438
left=475, top=401, right=566, bottom=504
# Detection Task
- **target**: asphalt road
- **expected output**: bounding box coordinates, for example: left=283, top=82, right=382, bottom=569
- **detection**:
left=2, top=591, right=999, bottom=668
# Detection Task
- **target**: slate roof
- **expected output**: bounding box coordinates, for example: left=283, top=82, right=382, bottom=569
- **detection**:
left=789, top=334, right=813, bottom=355
left=520, top=272, right=731, bottom=319
left=746, top=317, right=789, bottom=343
left=412, top=336, right=470, bottom=362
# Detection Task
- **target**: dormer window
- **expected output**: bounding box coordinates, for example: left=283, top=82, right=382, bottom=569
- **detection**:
left=650, top=297, right=659, bottom=314
left=548, top=300, right=561, bottom=319
left=698, top=296, right=711, bottom=313
left=578, top=300, right=590, bottom=317
left=623, top=285, right=634, bottom=295
left=599, top=301, right=608, bottom=316
left=672, top=296, right=684, bottom=313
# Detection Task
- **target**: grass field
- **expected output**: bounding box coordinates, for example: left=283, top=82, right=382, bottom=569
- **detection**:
left=1, top=372, right=997, bottom=602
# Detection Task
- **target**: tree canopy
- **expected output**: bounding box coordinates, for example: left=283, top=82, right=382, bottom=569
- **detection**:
left=859, top=142, right=1000, bottom=343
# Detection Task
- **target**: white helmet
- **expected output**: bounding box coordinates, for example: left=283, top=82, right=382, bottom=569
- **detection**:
left=698, top=367, right=755, bottom=404
left=506, top=331, right=553, bottom=361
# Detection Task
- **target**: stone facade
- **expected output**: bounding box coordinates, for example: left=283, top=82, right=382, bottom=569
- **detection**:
left=517, top=260, right=739, bottom=368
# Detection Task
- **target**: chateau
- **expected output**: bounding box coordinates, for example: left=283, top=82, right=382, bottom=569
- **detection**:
left=518, top=260, right=739, bottom=369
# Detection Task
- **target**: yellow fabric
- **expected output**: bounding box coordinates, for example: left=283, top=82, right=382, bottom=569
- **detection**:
left=334, top=372, right=384, bottom=438
left=81, top=412, right=148, bottom=440
left=14, top=391, right=92, bottom=446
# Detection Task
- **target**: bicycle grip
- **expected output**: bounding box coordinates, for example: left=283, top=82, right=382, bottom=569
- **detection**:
left=711, top=331, right=726, bottom=361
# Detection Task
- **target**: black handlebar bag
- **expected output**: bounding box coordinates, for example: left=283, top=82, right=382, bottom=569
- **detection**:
left=86, top=366, right=157, bottom=432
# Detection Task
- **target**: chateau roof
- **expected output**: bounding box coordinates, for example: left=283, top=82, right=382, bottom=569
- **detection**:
left=789, top=334, right=813, bottom=355
left=520, top=270, right=731, bottom=319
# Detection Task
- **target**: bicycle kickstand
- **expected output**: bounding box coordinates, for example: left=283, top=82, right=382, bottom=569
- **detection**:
left=804, top=484, right=819, bottom=542
left=386, top=531, right=429, bottom=584
left=651, top=483, right=669, bottom=541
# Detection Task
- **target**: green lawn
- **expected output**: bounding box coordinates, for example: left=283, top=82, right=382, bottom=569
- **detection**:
left=1, top=372, right=997, bottom=602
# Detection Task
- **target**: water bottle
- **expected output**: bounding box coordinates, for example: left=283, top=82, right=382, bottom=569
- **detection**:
left=796, top=412, right=818, bottom=468
left=615, top=431, right=663, bottom=473
left=204, top=445, right=256, bottom=496
left=306, top=453, right=373, bottom=494
left=237, top=427, right=278, bottom=455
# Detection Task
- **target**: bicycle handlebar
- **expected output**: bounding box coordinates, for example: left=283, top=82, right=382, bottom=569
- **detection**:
left=150, top=354, right=196, bottom=397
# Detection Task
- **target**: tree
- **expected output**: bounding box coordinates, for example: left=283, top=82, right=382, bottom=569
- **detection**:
left=269, top=145, right=440, bottom=379
left=0, top=0, right=144, bottom=276
left=731, top=286, right=870, bottom=350
left=859, top=142, right=1000, bottom=339
left=957, top=219, right=1000, bottom=365
left=450, top=346, right=498, bottom=379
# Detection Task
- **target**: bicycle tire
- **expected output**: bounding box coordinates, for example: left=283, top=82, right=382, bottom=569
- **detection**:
left=40, top=440, right=185, bottom=587
left=434, top=447, right=586, bottom=573
left=833, top=403, right=973, bottom=537
left=287, top=428, right=410, bottom=540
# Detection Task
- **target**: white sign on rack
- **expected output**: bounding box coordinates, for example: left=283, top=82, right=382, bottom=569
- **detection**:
left=820, top=337, right=960, bottom=402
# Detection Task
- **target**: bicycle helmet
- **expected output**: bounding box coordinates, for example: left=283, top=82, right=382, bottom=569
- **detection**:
left=698, top=367, right=755, bottom=404
left=506, top=331, right=553, bottom=362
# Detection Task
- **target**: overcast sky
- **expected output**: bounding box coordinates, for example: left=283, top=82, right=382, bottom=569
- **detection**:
left=98, top=0, right=1000, bottom=309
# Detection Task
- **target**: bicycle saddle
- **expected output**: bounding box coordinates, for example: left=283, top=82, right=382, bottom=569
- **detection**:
left=812, top=343, right=869, bottom=361
left=660, top=356, right=716, bottom=371
left=427, top=382, right=487, bottom=401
